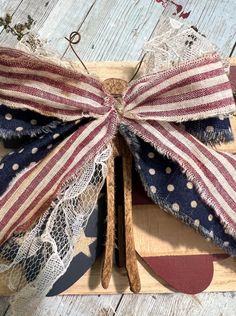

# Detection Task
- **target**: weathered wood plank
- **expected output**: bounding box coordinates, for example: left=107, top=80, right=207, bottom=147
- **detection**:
left=0, top=0, right=23, bottom=17
left=62, top=0, right=164, bottom=61
left=0, top=295, right=122, bottom=316
left=0, top=0, right=61, bottom=47
left=115, top=292, right=236, bottom=316
left=38, top=0, right=96, bottom=56
left=2, top=292, right=236, bottom=316
left=154, top=0, right=236, bottom=56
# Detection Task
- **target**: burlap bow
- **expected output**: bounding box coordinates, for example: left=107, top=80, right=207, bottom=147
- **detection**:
left=0, top=47, right=235, bottom=245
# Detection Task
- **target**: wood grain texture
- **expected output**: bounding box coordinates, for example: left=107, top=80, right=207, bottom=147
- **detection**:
left=38, top=0, right=96, bottom=56
left=63, top=0, right=164, bottom=61
left=0, top=0, right=22, bottom=18
left=0, top=295, right=122, bottom=316
left=0, top=0, right=60, bottom=47
left=114, top=292, right=236, bottom=316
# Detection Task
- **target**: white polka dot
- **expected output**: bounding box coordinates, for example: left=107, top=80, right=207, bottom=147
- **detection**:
left=12, top=163, right=19, bottom=171
left=47, top=144, right=53, bottom=150
left=167, top=184, right=175, bottom=192
left=208, top=214, right=213, bottom=221
left=8, top=152, right=14, bottom=155
left=165, top=167, right=172, bottom=174
left=30, top=119, right=37, bottom=125
left=75, top=119, right=80, bottom=124
left=18, top=148, right=24, bottom=153
left=149, top=168, right=156, bottom=175
left=137, top=165, right=141, bottom=170
left=191, top=200, right=197, bottom=208
left=31, top=147, right=38, bottom=154
left=39, top=136, right=44, bottom=139
left=16, top=127, right=23, bottom=132
left=218, top=115, right=224, bottom=120
left=53, top=133, right=60, bottom=139
left=148, top=152, right=155, bottom=159
left=5, top=113, right=12, bottom=120
left=209, top=230, right=214, bottom=238
left=194, top=219, right=200, bottom=227
left=172, top=203, right=180, bottom=212
left=223, top=241, right=229, bottom=247
left=0, top=163, right=4, bottom=169
left=135, top=153, right=140, bottom=160
left=186, top=182, right=193, bottom=189
left=206, top=126, right=214, bottom=133
left=150, top=185, right=156, bottom=193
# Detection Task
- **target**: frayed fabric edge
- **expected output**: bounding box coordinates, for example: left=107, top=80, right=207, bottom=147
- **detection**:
left=0, top=121, right=61, bottom=140
left=119, top=125, right=236, bottom=257
left=123, top=121, right=236, bottom=239
left=185, top=129, right=234, bottom=146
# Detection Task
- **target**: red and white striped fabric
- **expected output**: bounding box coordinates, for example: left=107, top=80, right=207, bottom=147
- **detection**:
left=0, top=48, right=235, bottom=244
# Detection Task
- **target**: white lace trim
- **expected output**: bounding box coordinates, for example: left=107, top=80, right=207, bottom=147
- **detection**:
left=0, top=146, right=111, bottom=316
left=142, top=17, right=229, bottom=74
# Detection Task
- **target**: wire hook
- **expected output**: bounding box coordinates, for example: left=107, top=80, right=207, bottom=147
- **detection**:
left=65, top=31, right=89, bottom=74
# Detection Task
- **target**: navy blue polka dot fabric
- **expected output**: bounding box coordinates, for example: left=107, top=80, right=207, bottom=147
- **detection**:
left=0, top=104, right=88, bottom=196
left=120, top=124, right=236, bottom=256
left=184, top=117, right=234, bottom=144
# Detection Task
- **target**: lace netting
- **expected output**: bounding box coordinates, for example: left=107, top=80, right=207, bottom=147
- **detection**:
left=0, top=145, right=111, bottom=315
left=142, top=17, right=229, bottom=74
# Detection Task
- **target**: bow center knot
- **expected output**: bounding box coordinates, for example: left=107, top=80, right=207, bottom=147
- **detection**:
left=102, top=78, right=128, bottom=116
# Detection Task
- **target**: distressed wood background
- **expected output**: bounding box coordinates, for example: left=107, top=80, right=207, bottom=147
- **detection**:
left=0, top=0, right=236, bottom=315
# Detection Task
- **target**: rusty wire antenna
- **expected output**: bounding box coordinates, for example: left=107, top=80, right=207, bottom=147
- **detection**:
left=128, top=53, right=147, bottom=83
left=65, top=30, right=146, bottom=81
left=65, top=31, right=90, bottom=74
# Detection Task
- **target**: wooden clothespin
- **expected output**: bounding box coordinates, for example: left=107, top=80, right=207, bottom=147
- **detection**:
left=101, top=78, right=141, bottom=293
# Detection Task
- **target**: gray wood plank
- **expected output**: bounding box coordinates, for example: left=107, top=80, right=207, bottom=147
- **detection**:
left=0, top=0, right=23, bottom=17
left=115, top=292, right=236, bottom=316
left=62, top=0, right=164, bottom=61
left=155, top=0, right=236, bottom=56
left=38, top=0, right=97, bottom=56
left=0, top=295, right=122, bottom=316
left=0, top=0, right=61, bottom=47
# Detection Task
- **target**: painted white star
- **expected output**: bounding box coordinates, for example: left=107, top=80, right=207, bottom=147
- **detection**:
left=74, top=231, right=97, bottom=258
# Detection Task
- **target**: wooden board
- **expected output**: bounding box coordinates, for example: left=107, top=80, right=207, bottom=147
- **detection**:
left=61, top=59, right=236, bottom=295
left=0, top=60, right=235, bottom=297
